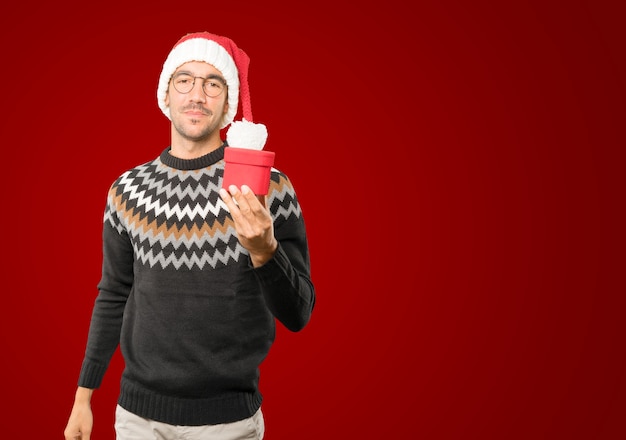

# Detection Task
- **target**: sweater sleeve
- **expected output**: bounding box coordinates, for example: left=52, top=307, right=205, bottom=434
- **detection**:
left=254, top=174, right=315, bottom=332
left=78, top=184, right=134, bottom=389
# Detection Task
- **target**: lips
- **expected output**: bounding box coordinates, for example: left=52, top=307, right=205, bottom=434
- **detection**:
left=186, top=111, right=206, bottom=117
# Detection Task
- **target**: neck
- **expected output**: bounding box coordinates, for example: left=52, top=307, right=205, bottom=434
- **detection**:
left=169, top=129, right=224, bottom=160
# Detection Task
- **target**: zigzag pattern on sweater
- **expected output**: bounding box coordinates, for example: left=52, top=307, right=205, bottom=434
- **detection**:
left=104, top=158, right=301, bottom=270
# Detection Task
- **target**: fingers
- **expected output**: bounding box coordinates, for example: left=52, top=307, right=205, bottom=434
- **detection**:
left=219, top=185, right=265, bottom=215
left=64, top=427, right=88, bottom=440
left=218, top=184, right=276, bottom=266
left=219, top=184, right=272, bottom=238
left=219, top=186, right=240, bottom=215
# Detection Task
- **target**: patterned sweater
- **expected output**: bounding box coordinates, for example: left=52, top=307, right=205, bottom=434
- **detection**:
left=77, top=144, right=315, bottom=425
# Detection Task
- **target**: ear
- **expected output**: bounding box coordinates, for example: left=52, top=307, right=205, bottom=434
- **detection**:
left=164, top=90, right=170, bottom=108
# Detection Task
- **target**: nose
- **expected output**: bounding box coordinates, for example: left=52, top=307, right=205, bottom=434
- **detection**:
left=188, top=79, right=206, bottom=102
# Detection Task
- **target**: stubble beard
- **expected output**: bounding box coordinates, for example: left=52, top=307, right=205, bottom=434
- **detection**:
left=174, top=114, right=222, bottom=143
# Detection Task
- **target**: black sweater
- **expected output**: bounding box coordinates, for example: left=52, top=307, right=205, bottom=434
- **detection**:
left=77, top=145, right=315, bottom=425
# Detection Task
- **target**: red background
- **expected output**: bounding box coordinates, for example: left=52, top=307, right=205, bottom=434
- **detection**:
left=2, top=1, right=625, bottom=438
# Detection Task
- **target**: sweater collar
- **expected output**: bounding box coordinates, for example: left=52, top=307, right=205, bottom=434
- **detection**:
left=159, top=142, right=227, bottom=170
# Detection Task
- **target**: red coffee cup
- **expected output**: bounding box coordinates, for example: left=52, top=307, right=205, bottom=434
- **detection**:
left=222, top=147, right=276, bottom=195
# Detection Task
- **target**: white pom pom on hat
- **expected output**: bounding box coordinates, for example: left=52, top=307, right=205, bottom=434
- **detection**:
left=157, top=31, right=267, bottom=149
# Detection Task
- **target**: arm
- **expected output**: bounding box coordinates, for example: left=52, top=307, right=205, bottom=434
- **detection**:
left=78, top=211, right=134, bottom=388
left=66, top=185, right=134, bottom=438
left=219, top=183, right=315, bottom=331
left=253, top=240, right=315, bottom=331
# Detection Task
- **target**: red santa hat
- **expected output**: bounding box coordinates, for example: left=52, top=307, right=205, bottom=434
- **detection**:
left=157, top=31, right=268, bottom=150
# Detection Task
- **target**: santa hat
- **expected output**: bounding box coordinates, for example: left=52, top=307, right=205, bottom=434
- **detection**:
left=157, top=32, right=268, bottom=150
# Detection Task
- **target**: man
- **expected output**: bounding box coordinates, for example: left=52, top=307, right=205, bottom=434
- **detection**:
left=64, top=31, right=315, bottom=440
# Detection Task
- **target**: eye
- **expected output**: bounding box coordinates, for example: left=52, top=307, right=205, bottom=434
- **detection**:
left=206, top=80, right=223, bottom=90
left=175, top=74, right=193, bottom=84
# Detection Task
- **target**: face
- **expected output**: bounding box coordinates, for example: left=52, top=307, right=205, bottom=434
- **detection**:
left=165, top=61, right=229, bottom=143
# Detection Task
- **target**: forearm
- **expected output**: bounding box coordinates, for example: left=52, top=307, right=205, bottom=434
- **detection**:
left=255, top=244, right=315, bottom=331
left=78, top=289, right=126, bottom=388
left=79, top=221, right=133, bottom=387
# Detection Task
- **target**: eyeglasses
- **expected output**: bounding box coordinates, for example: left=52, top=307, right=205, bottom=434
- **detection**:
left=171, top=72, right=226, bottom=97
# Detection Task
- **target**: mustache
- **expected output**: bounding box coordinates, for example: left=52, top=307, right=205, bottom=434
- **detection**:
left=181, top=104, right=212, bottom=114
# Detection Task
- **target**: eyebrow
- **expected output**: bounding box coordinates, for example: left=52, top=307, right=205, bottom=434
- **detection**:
left=174, top=70, right=226, bottom=85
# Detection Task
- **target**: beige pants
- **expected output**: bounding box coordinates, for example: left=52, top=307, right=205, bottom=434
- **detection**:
left=114, top=405, right=265, bottom=440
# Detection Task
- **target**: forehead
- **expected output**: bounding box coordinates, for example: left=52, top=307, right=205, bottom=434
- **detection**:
left=174, top=61, right=224, bottom=77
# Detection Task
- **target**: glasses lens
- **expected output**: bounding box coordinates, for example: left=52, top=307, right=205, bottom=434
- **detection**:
left=172, top=73, right=194, bottom=94
left=203, top=79, right=224, bottom=98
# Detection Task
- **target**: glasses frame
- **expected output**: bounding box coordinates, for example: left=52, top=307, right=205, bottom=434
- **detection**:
left=170, top=72, right=227, bottom=98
